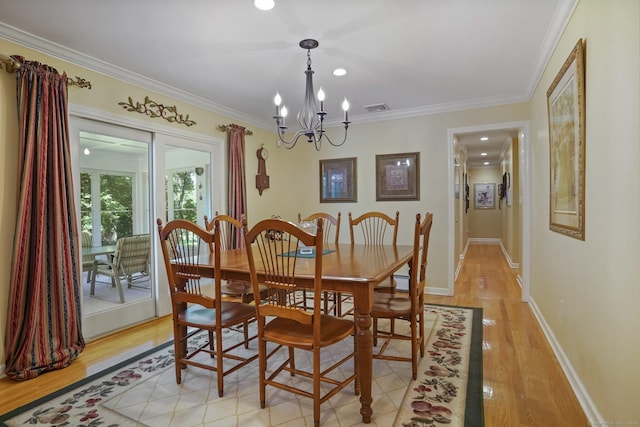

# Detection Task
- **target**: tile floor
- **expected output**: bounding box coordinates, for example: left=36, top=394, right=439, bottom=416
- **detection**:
left=101, top=312, right=437, bottom=427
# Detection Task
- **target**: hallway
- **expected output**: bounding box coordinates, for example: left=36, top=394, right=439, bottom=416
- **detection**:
left=429, top=243, right=587, bottom=426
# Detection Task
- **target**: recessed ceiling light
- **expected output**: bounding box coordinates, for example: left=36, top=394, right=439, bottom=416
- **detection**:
left=481, top=152, right=487, bottom=156
left=480, top=137, right=489, bottom=141
left=483, top=161, right=490, bottom=165
left=254, top=0, right=274, bottom=11
left=333, top=68, right=347, bottom=77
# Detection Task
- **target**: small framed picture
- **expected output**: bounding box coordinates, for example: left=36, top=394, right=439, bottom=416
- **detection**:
left=474, top=183, right=495, bottom=209
left=319, top=157, right=357, bottom=203
left=375, top=152, right=420, bottom=201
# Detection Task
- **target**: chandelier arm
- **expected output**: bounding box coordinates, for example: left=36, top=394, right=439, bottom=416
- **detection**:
left=319, top=126, right=349, bottom=148
left=277, top=129, right=308, bottom=149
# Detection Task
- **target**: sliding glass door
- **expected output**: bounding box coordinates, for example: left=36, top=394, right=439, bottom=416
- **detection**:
left=71, top=118, right=155, bottom=339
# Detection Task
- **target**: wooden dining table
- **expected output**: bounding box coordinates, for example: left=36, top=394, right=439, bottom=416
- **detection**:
left=206, top=243, right=414, bottom=423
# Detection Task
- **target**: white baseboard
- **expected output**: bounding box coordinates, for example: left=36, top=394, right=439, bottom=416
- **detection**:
left=467, top=237, right=501, bottom=244
left=516, top=274, right=523, bottom=289
left=397, top=273, right=452, bottom=296
left=454, top=259, right=463, bottom=281
left=393, top=274, right=409, bottom=292
left=498, top=242, right=519, bottom=269
left=528, top=298, right=604, bottom=425
left=425, top=286, right=453, bottom=296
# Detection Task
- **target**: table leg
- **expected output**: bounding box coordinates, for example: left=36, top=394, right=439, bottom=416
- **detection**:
left=354, top=286, right=374, bottom=423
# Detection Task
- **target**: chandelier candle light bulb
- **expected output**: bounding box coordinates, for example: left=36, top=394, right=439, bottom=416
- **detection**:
left=342, top=98, right=349, bottom=122
left=318, top=87, right=325, bottom=111
left=274, top=92, right=281, bottom=116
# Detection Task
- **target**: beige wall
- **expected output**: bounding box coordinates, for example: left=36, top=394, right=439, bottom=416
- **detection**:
left=0, top=46, right=19, bottom=377
left=467, top=167, right=502, bottom=238
left=529, top=0, right=640, bottom=422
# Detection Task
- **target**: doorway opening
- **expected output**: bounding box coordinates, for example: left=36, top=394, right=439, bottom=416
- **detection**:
left=447, top=121, right=530, bottom=302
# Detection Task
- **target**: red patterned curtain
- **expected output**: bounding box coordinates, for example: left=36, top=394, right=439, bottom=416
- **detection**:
left=227, top=124, right=247, bottom=248
left=4, top=58, right=85, bottom=380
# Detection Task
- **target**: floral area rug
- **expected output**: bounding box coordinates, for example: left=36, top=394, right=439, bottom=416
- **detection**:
left=0, top=304, right=482, bottom=427
left=394, top=304, right=484, bottom=427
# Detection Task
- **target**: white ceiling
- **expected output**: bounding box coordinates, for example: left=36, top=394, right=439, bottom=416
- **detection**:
left=0, top=0, right=575, bottom=164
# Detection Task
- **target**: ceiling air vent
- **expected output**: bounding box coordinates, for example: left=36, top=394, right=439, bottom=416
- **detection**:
left=363, top=103, right=389, bottom=113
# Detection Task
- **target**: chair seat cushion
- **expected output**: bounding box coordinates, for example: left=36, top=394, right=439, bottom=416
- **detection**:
left=371, top=293, right=412, bottom=316
left=264, top=315, right=354, bottom=349
left=221, top=281, right=267, bottom=296
left=178, top=301, right=255, bottom=328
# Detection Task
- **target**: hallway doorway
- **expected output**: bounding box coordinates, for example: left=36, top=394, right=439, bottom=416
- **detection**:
left=447, top=121, right=530, bottom=302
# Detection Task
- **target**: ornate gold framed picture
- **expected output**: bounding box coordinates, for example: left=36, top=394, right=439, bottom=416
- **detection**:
left=547, top=39, right=586, bottom=240
left=319, top=157, right=357, bottom=203
left=375, top=152, right=420, bottom=201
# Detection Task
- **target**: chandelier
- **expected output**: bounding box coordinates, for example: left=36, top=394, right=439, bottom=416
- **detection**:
left=273, top=39, right=350, bottom=150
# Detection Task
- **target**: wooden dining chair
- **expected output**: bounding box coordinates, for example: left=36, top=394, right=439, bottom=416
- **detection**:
left=297, top=212, right=342, bottom=315
left=156, top=218, right=258, bottom=397
left=371, top=212, right=433, bottom=379
left=204, top=212, right=267, bottom=304
left=348, top=210, right=399, bottom=247
left=348, top=211, right=400, bottom=305
left=297, top=212, right=341, bottom=245
left=243, top=217, right=358, bottom=427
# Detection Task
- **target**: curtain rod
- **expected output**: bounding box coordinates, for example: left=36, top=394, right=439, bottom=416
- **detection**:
left=0, top=52, right=91, bottom=89
left=217, top=124, right=253, bottom=136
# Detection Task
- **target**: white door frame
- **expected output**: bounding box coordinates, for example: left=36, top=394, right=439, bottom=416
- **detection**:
left=447, top=121, right=531, bottom=302
left=69, top=104, right=225, bottom=338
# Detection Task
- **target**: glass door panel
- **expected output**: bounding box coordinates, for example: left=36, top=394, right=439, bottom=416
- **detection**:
left=164, top=145, right=212, bottom=227
left=72, top=118, right=155, bottom=339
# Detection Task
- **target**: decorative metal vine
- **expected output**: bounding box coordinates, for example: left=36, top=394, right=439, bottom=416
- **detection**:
left=68, top=76, right=92, bottom=89
left=118, top=96, right=196, bottom=127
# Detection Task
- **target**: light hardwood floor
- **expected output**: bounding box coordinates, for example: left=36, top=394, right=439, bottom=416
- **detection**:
left=428, top=243, right=587, bottom=426
left=0, top=243, right=588, bottom=426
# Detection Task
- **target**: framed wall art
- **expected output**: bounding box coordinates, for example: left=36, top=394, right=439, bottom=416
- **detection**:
left=375, top=152, right=420, bottom=201
left=547, top=39, right=585, bottom=240
left=474, top=183, right=495, bottom=209
left=319, top=157, right=357, bottom=203
left=464, top=173, right=469, bottom=213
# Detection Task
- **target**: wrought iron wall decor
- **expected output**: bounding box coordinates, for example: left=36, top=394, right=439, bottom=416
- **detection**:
left=217, top=124, right=253, bottom=136
left=118, top=96, right=196, bottom=127
left=67, top=76, right=92, bottom=89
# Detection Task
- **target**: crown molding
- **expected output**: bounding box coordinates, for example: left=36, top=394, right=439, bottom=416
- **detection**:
left=0, top=22, right=268, bottom=131
left=526, top=0, right=579, bottom=98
